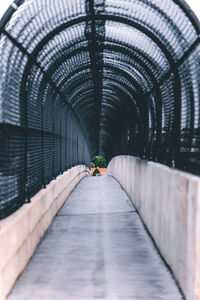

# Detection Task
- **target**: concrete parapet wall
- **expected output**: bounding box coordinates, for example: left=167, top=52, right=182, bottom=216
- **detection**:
left=107, top=156, right=200, bottom=300
left=0, top=165, right=90, bottom=300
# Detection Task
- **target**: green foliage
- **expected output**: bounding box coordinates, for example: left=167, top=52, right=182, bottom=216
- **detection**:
left=92, top=168, right=100, bottom=176
left=91, top=156, right=107, bottom=168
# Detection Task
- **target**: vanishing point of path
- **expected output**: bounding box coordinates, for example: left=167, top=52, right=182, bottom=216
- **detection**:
left=8, top=176, right=182, bottom=300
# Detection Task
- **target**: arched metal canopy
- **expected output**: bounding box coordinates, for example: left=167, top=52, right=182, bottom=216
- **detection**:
left=0, top=0, right=200, bottom=218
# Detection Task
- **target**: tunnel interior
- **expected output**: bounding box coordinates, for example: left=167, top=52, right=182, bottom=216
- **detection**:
left=0, top=0, right=200, bottom=218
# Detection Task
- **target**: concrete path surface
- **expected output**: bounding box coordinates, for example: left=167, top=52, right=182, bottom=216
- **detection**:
left=8, top=176, right=183, bottom=300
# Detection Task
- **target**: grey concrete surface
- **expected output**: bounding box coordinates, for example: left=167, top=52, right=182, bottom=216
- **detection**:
left=8, top=176, right=182, bottom=300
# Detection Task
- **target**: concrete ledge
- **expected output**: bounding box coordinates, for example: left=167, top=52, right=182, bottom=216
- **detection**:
left=0, top=165, right=90, bottom=300
left=107, top=156, right=200, bottom=300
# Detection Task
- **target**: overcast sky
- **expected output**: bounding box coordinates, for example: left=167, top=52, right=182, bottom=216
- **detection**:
left=0, top=0, right=199, bottom=22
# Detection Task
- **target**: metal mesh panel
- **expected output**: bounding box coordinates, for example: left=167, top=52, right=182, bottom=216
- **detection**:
left=0, top=0, right=200, bottom=218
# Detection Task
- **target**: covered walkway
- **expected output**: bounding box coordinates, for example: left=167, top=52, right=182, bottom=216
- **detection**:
left=8, top=176, right=182, bottom=300
left=0, top=0, right=200, bottom=299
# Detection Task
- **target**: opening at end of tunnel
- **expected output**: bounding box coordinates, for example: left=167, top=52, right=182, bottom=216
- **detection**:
left=91, top=156, right=107, bottom=176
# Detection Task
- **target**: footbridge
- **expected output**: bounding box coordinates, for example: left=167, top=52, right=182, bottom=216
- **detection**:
left=0, top=1, right=200, bottom=300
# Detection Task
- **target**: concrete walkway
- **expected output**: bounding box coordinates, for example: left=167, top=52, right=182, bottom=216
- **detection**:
left=8, top=176, right=182, bottom=300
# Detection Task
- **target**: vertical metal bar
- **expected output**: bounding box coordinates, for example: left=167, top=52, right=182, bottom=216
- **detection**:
left=41, top=92, right=45, bottom=187
left=85, top=0, right=105, bottom=155
left=60, top=107, right=62, bottom=174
